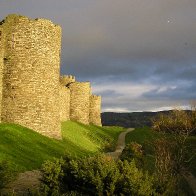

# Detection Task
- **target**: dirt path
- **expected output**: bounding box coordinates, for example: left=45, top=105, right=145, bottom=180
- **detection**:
left=2, top=170, right=41, bottom=195
left=106, top=128, right=134, bottom=160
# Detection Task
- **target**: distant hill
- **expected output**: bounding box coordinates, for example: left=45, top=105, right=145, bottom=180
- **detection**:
left=101, top=111, right=173, bottom=128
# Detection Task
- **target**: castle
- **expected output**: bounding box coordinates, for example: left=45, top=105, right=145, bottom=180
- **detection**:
left=0, top=14, right=102, bottom=139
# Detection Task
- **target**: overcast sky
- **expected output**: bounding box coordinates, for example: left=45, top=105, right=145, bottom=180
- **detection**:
left=1, top=0, right=195, bottom=112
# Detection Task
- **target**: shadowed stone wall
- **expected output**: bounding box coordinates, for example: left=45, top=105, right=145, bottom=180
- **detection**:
left=59, top=85, right=70, bottom=121
left=89, top=95, right=102, bottom=126
left=0, top=14, right=62, bottom=139
left=59, top=75, right=75, bottom=122
left=69, top=82, right=91, bottom=124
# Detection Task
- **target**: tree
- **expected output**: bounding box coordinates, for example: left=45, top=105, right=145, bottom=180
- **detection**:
left=151, top=102, right=196, bottom=194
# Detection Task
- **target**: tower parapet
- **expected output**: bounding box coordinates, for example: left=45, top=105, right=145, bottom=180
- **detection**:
left=60, top=75, right=75, bottom=86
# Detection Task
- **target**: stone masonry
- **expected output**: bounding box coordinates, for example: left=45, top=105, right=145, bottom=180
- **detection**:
left=68, top=82, right=91, bottom=124
left=0, top=14, right=102, bottom=139
left=60, top=75, right=75, bottom=86
left=59, top=84, right=70, bottom=122
left=0, top=26, right=4, bottom=119
left=89, top=95, right=102, bottom=126
left=0, top=14, right=61, bottom=139
left=59, top=75, right=76, bottom=122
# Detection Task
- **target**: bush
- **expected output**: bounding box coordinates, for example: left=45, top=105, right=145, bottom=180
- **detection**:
left=152, top=109, right=195, bottom=135
left=41, top=154, right=155, bottom=195
left=120, top=142, right=144, bottom=168
left=40, top=158, right=65, bottom=195
left=103, top=140, right=116, bottom=152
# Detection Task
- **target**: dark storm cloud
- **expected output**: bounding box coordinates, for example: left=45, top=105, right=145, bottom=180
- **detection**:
left=0, top=0, right=195, bottom=111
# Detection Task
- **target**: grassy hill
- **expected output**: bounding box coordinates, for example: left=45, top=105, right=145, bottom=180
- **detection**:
left=0, top=121, right=124, bottom=172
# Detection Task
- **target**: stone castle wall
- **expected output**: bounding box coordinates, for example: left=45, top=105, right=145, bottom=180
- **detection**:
left=89, top=95, right=102, bottom=126
left=0, top=26, right=4, bottom=121
left=59, top=85, right=70, bottom=122
left=0, top=14, right=102, bottom=139
left=0, top=14, right=62, bottom=139
left=59, top=75, right=75, bottom=122
left=69, top=82, right=91, bottom=124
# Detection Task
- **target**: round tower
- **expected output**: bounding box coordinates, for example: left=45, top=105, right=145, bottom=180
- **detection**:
left=1, top=14, right=62, bottom=139
left=89, top=95, right=102, bottom=126
left=68, top=82, right=91, bottom=124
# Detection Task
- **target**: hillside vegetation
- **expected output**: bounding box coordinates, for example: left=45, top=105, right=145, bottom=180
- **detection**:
left=125, top=127, right=196, bottom=175
left=0, top=121, right=123, bottom=172
left=102, top=110, right=192, bottom=128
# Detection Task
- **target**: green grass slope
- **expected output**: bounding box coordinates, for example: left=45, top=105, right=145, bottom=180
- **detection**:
left=125, top=127, right=160, bottom=172
left=0, top=121, right=123, bottom=172
left=126, top=127, right=160, bottom=154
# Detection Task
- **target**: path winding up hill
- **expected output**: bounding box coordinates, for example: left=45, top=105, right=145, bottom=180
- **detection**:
left=106, top=128, right=134, bottom=160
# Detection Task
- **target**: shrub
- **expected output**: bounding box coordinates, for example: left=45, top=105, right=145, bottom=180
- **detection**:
left=152, top=109, right=195, bottom=135
left=117, top=160, right=155, bottom=195
left=120, top=142, right=144, bottom=168
left=40, top=158, right=65, bottom=195
left=103, top=140, right=116, bottom=152
left=41, top=154, right=156, bottom=195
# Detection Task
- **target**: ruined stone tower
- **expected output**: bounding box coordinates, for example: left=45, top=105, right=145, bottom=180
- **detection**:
left=89, top=95, right=102, bottom=126
left=0, top=14, right=62, bottom=139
